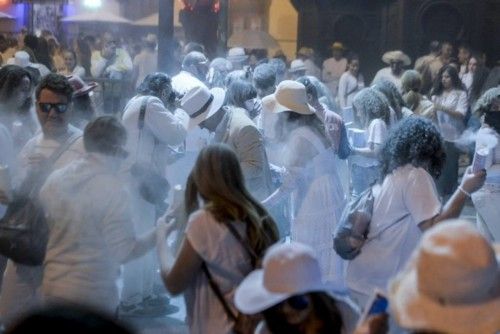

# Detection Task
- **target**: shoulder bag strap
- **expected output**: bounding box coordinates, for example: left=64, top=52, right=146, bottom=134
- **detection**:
left=26, top=131, right=82, bottom=196
left=201, top=262, right=238, bottom=321
left=224, top=221, right=259, bottom=267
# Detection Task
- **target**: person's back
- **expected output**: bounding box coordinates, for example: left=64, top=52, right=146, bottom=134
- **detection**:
left=40, top=155, right=134, bottom=314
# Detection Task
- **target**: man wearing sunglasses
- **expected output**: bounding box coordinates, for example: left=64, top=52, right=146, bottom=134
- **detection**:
left=0, top=74, right=86, bottom=322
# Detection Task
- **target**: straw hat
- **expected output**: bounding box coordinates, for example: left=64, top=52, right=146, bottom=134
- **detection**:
left=331, top=42, right=345, bottom=50
left=289, top=59, right=307, bottom=73
left=262, top=80, right=314, bottom=115
left=382, top=50, right=411, bottom=66
left=227, top=47, right=248, bottom=63
left=389, top=220, right=500, bottom=334
left=297, top=47, right=314, bottom=58
left=67, top=75, right=98, bottom=97
left=180, top=85, right=226, bottom=130
left=235, top=242, right=334, bottom=314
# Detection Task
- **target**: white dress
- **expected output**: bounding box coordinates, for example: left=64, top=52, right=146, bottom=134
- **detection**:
left=287, top=127, right=346, bottom=288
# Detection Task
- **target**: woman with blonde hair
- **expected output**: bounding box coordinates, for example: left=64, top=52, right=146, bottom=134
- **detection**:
left=401, top=70, right=434, bottom=119
left=156, top=144, right=279, bottom=334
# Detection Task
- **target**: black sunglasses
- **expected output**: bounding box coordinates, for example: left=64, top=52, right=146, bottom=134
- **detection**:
left=38, top=103, right=69, bottom=114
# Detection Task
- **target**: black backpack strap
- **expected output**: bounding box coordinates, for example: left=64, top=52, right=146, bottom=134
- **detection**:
left=201, top=262, right=238, bottom=321
left=224, top=221, right=259, bottom=267
left=138, top=96, right=149, bottom=130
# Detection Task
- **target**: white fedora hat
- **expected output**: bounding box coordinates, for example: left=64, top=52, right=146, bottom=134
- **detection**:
left=262, top=80, right=314, bottom=115
left=234, top=242, right=334, bottom=315
left=382, top=50, right=411, bottom=66
left=289, top=59, right=307, bottom=73
left=180, top=85, right=226, bottom=130
left=389, top=220, right=500, bottom=334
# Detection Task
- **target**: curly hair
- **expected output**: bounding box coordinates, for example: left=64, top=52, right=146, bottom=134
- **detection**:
left=372, top=78, right=406, bottom=120
left=473, top=88, right=500, bottom=117
left=380, top=116, right=445, bottom=179
left=137, top=72, right=171, bottom=98
left=35, top=73, right=74, bottom=102
left=352, top=87, right=390, bottom=127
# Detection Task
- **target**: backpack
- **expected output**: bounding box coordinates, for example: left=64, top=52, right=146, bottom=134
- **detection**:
left=201, top=222, right=262, bottom=334
left=0, top=132, right=81, bottom=265
left=333, top=186, right=375, bottom=260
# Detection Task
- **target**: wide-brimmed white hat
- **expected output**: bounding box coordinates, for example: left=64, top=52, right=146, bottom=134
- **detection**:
left=389, top=220, right=500, bottom=334
left=289, top=59, right=307, bottom=73
left=234, top=242, right=333, bottom=315
left=262, top=80, right=314, bottom=115
left=180, top=85, right=226, bottom=130
left=227, top=47, right=248, bottom=63
left=382, top=50, right=411, bottom=66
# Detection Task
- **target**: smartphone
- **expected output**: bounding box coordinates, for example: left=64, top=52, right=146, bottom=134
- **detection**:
left=358, top=289, right=389, bottom=327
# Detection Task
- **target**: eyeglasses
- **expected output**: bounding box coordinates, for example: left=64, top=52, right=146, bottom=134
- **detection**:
left=38, top=103, right=69, bottom=114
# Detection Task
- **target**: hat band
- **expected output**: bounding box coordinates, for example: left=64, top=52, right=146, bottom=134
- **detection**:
left=190, top=94, right=214, bottom=119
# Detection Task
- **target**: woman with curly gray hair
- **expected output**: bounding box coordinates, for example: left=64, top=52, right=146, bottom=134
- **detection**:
left=349, top=87, right=390, bottom=196
left=471, top=87, right=500, bottom=241
left=346, top=116, right=486, bottom=306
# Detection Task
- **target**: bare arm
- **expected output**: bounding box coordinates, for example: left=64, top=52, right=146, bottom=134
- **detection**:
left=122, top=228, right=157, bottom=262
left=419, top=168, right=486, bottom=231
left=156, top=219, right=202, bottom=295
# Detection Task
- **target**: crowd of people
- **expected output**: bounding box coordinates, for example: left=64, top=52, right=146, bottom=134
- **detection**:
left=0, top=28, right=499, bottom=334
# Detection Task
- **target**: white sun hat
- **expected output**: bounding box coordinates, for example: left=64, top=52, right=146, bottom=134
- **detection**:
left=389, top=219, right=500, bottom=334
left=261, top=80, right=314, bottom=115
left=382, top=50, right=411, bottom=66
left=180, top=85, right=226, bottom=130
left=234, top=242, right=334, bottom=315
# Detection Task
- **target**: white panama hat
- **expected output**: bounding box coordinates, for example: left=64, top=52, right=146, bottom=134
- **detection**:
left=234, top=242, right=334, bottom=315
left=289, top=59, right=307, bottom=73
left=262, top=80, right=314, bottom=115
left=389, top=220, right=500, bottom=334
left=180, top=85, right=226, bottom=130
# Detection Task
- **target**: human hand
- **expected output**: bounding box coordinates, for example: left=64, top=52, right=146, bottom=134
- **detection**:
left=156, top=214, right=176, bottom=242
left=354, top=313, right=389, bottom=334
left=460, top=167, right=486, bottom=194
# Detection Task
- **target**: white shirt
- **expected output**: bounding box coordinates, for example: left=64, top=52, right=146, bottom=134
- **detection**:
left=0, top=123, right=13, bottom=218
left=91, top=48, right=133, bottom=78
left=338, top=71, right=365, bottom=109
left=40, top=155, right=136, bottom=314
left=184, top=209, right=252, bottom=334
left=372, top=67, right=403, bottom=91
left=58, top=65, right=86, bottom=78
left=432, top=89, right=468, bottom=141
left=303, top=59, right=321, bottom=79
left=17, top=127, right=85, bottom=186
left=322, top=57, right=347, bottom=95
left=121, top=95, right=187, bottom=174
left=351, top=118, right=387, bottom=167
left=346, top=165, right=441, bottom=301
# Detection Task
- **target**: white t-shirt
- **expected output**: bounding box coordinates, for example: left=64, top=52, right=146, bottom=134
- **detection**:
left=346, top=164, right=441, bottom=302
left=432, top=89, right=468, bottom=141
left=351, top=118, right=387, bottom=167
left=338, top=71, right=365, bottom=109
left=184, top=209, right=252, bottom=334
left=372, top=67, right=402, bottom=92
